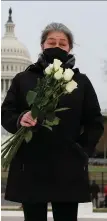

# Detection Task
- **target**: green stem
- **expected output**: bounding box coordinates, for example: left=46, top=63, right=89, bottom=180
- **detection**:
left=1, top=145, right=13, bottom=158
left=11, top=135, right=25, bottom=159
left=1, top=126, right=24, bottom=146
left=1, top=127, right=25, bottom=152
left=1, top=143, right=13, bottom=153
left=2, top=128, right=26, bottom=159
left=55, top=91, right=64, bottom=100
left=2, top=134, right=25, bottom=171
left=1, top=133, right=21, bottom=159
left=44, top=91, right=64, bottom=111
left=1, top=138, right=18, bottom=153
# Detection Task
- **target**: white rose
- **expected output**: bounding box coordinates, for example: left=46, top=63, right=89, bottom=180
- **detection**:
left=66, top=80, right=77, bottom=93
left=54, top=67, right=63, bottom=80
left=45, top=64, right=53, bottom=75
left=53, top=59, right=62, bottom=71
left=63, top=68, right=74, bottom=81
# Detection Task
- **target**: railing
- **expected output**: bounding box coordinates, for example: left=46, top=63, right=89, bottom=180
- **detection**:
left=89, top=158, right=107, bottom=165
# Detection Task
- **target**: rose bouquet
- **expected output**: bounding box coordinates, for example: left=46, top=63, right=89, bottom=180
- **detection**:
left=1, top=59, right=77, bottom=171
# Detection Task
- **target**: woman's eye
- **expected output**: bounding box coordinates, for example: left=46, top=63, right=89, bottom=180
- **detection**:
left=60, top=44, right=66, bottom=47
left=48, top=42, right=56, bottom=45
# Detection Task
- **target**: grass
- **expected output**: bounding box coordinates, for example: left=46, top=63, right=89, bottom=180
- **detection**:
left=1, top=206, right=52, bottom=211
left=88, top=165, right=107, bottom=172
left=93, top=208, right=107, bottom=213
left=1, top=207, right=107, bottom=213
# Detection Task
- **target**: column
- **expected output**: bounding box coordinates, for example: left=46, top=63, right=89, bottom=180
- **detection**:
left=1, top=79, right=3, bottom=92
left=3, top=79, right=6, bottom=94
left=8, top=79, right=11, bottom=88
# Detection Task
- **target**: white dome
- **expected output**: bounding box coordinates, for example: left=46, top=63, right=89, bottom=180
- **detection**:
left=1, top=8, right=32, bottom=106
left=1, top=12, right=31, bottom=63
left=1, top=36, right=31, bottom=61
left=1, top=8, right=32, bottom=72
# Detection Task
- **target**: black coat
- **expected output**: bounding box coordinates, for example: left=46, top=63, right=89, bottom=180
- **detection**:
left=1, top=62, right=104, bottom=203
left=90, top=183, right=100, bottom=197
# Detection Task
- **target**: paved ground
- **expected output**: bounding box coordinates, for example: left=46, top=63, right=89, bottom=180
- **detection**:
left=1, top=210, right=107, bottom=221
left=1, top=194, right=107, bottom=221
left=1, top=218, right=107, bottom=221
left=1, top=194, right=21, bottom=206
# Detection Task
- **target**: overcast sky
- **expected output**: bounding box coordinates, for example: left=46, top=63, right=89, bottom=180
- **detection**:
left=1, top=1, right=107, bottom=110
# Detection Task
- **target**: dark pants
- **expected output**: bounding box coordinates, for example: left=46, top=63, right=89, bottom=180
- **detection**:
left=92, top=195, right=98, bottom=208
left=22, top=202, right=78, bottom=221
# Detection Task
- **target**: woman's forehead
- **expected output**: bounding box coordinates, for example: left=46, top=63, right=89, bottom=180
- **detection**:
left=46, top=31, right=68, bottom=41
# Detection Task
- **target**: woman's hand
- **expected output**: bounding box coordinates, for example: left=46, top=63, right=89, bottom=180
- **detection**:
left=20, top=111, right=37, bottom=127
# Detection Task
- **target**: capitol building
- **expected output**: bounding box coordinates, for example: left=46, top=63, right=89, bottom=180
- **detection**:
left=1, top=8, right=32, bottom=139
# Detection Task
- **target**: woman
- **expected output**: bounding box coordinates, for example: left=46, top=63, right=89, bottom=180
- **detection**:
left=1, top=22, right=104, bottom=221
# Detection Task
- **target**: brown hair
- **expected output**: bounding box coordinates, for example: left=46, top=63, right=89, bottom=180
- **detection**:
left=40, top=22, right=74, bottom=49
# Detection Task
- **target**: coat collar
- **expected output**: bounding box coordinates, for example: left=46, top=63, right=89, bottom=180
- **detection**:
left=25, top=53, right=76, bottom=74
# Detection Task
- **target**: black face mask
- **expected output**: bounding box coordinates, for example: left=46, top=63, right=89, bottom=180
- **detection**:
left=43, top=47, right=69, bottom=63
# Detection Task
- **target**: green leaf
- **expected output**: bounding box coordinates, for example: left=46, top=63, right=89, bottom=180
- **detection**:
left=26, top=91, right=37, bottom=106
left=38, top=111, right=45, bottom=123
left=45, top=103, right=55, bottom=112
left=45, top=119, right=54, bottom=126
left=41, top=98, right=49, bottom=106
left=42, top=124, right=52, bottom=131
left=31, top=105, right=39, bottom=119
left=53, top=93, right=57, bottom=99
left=46, top=112, right=55, bottom=122
left=24, top=130, right=33, bottom=143
left=55, top=107, right=71, bottom=112
left=46, top=117, right=60, bottom=126
left=45, top=89, right=53, bottom=97
left=52, top=117, right=60, bottom=125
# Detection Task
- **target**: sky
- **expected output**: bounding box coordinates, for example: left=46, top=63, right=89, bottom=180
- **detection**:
left=1, top=1, right=107, bottom=110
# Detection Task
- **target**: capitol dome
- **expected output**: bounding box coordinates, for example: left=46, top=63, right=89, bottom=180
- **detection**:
left=1, top=8, right=32, bottom=102
left=2, top=36, right=31, bottom=60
